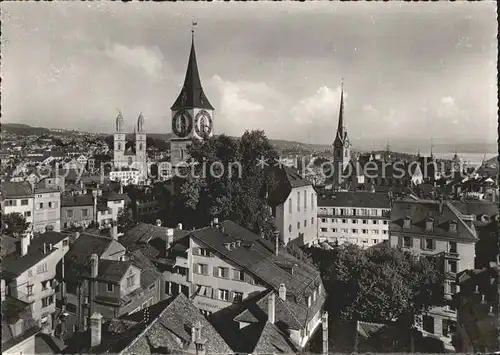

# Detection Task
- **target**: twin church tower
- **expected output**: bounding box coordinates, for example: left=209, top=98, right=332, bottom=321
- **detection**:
left=113, top=25, right=349, bottom=169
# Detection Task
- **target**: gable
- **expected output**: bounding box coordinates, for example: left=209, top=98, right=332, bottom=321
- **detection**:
left=102, top=240, right=126, bottom=260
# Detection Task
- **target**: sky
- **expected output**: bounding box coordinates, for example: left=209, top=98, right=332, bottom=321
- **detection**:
left=2, top=2, right=497, bottom=150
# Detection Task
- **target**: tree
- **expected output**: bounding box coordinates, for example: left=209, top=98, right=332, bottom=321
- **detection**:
left=318, top=244, right=443, bottom=323
left=3, top=212, right=30, bottom=236
left=117, top=207, right=135, bottom=232
left=180, top=130, right=278, bottom=239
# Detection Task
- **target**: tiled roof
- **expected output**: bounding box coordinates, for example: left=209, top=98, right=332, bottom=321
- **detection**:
left=61, top=194, right=94, bottom=207
left=389, top=200, right=477, bottom=242
left=97, top=260, right=133, bottom=284
left=66, top=293, right=231, bottom=354
left=251, top=321, right=298, bottom=354
left=451, top=200, right=498, bottom=218
left=100, top=191, right=127, bottom=202
left=2, top=297, right=40, bottom=352
left=190, top=221, right=322, bottom=303
left=2, top=232, right=69, bottom=277
left=267, top=166, right=311, bottom=206
left=1, top=181, right=33, bottom=198
left=64, top=233, right=113, bottom=279
left=318, top=191, right=390, bottom=209
left=129, top=250, right=162, bottom=288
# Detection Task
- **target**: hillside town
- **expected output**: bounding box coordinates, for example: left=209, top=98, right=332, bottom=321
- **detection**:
left=2, top=9, right=499, bottom=355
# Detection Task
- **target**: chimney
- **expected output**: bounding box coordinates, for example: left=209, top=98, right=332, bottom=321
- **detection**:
left=80, top=179, right=84, bottom=189
left=1, top=279, right=6, bottom=302
left=119, top=184, right=123, bottom=194
left=177, top=223, right=183, bottom=230
left=156, top=219, right=162, bottom=227
left=274, top=230, right=280, bottom=255
left=90, top=312, right=103, bottom=348
left=110, top=222, right=118, bottom=240
left=268, top=293, right=276, bottom=324
left=279, top=283, right=286, bottom=300
left=19, top=234, right=30, bottom=256
left=43, top=243, right=47, bottom=255
left=166, top=228, right=174, bottom=250
left=90, top=253, right=99, bottom=278
left=322, top=312, right=329, bottom=355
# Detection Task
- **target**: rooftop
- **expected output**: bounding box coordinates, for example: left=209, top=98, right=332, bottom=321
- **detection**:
left=318, top=191, right=391, bottom=209
left=2, top=181, right=33, bottom=198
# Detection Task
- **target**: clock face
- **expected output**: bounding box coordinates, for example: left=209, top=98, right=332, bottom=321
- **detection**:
left=194, top=110, right=213, bottom=139
left=172, top=110, right=192, bottom=138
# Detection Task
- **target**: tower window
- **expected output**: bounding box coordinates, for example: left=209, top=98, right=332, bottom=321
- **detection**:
left=344, top=150, right=348, bottom=157
left=337, top=150, right=341, bottom=158
left=139, top=143, right=143, bottom=151
left=118, top=143, right=121, bottom=151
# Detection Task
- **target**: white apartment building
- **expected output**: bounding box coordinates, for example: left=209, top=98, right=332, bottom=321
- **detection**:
left=268, top=166, right=318, bottom=246
left=1, top=181, right=35, bottom=227
left=317, top=191, right=391, bottom=248
left=109, top=167, right=141, bottom=186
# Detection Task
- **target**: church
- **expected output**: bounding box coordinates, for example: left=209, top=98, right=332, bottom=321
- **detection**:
left=113, top=112, right=147, bottom=172
left=169, top=27, right=215, bottom=166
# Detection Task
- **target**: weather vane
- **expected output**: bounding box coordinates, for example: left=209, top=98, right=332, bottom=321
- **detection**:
left=192, top=20, right=198, bottom=39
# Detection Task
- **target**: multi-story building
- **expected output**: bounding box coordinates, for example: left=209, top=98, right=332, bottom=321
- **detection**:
left=317, top=191, right=391, bottom=247
left=109, top=167, right=141, bottom=186
left=454, top=262, right=498, bottom=352
left=95, top=190, right=126, bottom=228
left=33, top=187, right=61, bottom=233
left=60, top=232, right=162, bottom=340
left=61, top=194, right=95, bottom=229
left=267, top=166, right=318, bottom=246
left=162, top=220, right=326, bottom=350
left=1, top=181, right=35, bottom=227
left=2, top=231, right=71, bottom=334
left=389, top=199, right=478, bottom=351
left=1, top=279, right=41, bottom=355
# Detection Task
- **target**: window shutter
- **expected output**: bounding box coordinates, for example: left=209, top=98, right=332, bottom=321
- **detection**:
left=207, top=286, right=213, bottom=298
left=233, top=269, right=238, bottom=280
left=229, top=291, right=234, bottom=302
left=398, top=236, right=402, bottom=247
left=420, top=237, right=425, bottom=250
left=213, top=266, right=218, bottom=277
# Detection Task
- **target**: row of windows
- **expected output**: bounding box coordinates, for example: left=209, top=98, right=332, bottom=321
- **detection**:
left=4, top=199, right=31, bottom=207
left=401, top=236, right=457, bottom=253
left=306, top=284, right=323, bottom=308
left=288, top=217, right=315, bottom=233
left=193, top=264, right=247, bottom=282
left=289, top=191, right=316, bottom=214
left=320, top=218, right=388, bottom=225
left=195, top=284, right=244, bottom=303
left=320, top=237, right=382, bottom=245
left=318, top=207, right=389, bottom=217
left=66, top=209, right=89, bottom=218
left=320, top=227, right=387, bottom=235
left=41, top=295, right=55, bottom=308
left=36, top=201, right=58, bottom=210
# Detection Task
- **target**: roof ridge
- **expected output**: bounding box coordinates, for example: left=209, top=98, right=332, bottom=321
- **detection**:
left=274, top=293, right=303, bottom=328
left=446, top=201, right=478, bottom=241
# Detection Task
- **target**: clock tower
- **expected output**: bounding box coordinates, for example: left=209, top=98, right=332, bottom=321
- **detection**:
left=170, top=25, right=214, bottom=166
left=332, top=81, right=351, bottom=180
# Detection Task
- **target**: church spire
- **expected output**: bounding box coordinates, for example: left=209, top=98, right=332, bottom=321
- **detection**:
left=336, top=79, right=345, bottom=141
left=171, top=22, right=214, bottom=111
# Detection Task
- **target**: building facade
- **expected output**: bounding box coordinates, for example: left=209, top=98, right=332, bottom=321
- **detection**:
left=33, top=188, right=61, bottom=233
left=389, top=199, right=478, bottom=351
left=1, top=181, right=35, bottom=228
left=170, top=31, right=214, bottom=166
left=268, top=166, right=318, bottom=246
left=61, top=194, right=95, bottom=229
left=2, top=232, right=70, bottom=334
left=317, top=191, right=391, bottom=247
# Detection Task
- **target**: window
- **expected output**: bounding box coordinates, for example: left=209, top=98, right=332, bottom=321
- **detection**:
left=6, top=200, right=17, bottom=206
left=126, top=274, right=136, bottom=288
left=297, top=191, right=300, bottom=212
left=311, top=217, right=314, bottom=225
left=217, top=267, right=229, bottom=279
left=449, top=241, right=457, bottom=253
left=304, top=219, right=307, bottom=227
left=63, top=239, right=68, bottom=247
left=313, top=289, right=317, bottom=302
left=48, top=202, right=53, bottom=208
left=41, top=295, right=54, bottom=308
left=425, top=238, right=434, bottom=250
left=37, top=263, right=48, bottom=274
left=321, top=218, right=326, bottom=223
left=199, top=248, right=210, bottom=257
left=342, top=219, right=347, bottom=224
left=331, top=228, right=337, bottom=232
left=21, top=199, right=29, bottom=206
left=372, top=230, right=379, bottom=235
left=372, top=220, right=378, bottom=225
left=448, top=260, right=457, bottom=273
left=371, top=209, right=377, bottom=216
left=289, top=199, right=292, bottom=214
left=362, top=220, right=368, bottom=224
left=311, top=193, right=314, bottom=210
left=352, top=219, right=358, bottom=224
left=24, top=211, right=31, bottom=217
left=362, top=239, right=368, bottom=244
left=41, top=281, right=49, bottom=291
left=320, top=228, right=328, bottom=232
left=233, top=269, right=245, bottom=282
left=351, top=229, right=358, bottom=233
left=382, top=230, right=388, bottom=235
left=304, top=190, right=307, bottom=210
left=66, top=210, right=73, bottom=218
left=218, top=289, right=229, bottom=301
left=341, top=228, right=348, bottom=233
left=82, top=209, right=88, bottom=217
left=38, top=203, right=44, bottom=209
left=288, top=225, right=292, bottom=233
left=383, top=220, right=388, bottom=225
left=307, top=295, right=312, bottom=307
left=372, top=239, right=379, bottom=244
left=297, top=222, right=300, bottom=230
left=195, top=263, right=208, bottom=275
left=403, top=236, right=411, bottom=248
left=233, top=292, right=243, bottom=303
left=362, top=229, right=368, bottom=234
left=27, top=285, right=34, bottom=296
left=107, top=283, right=114, bottom=292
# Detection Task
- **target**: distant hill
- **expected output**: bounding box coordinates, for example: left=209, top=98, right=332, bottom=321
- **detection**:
left=485, top=155, right=498, bottom=165
left=2, top=123, right=50, bottom=135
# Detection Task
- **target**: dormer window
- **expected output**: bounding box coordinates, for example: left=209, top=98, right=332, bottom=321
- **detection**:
left=449, top=220, right=457, bottom=233
left=307, top=295, right=312, bottom=308
left=403, top=216, right=412, bottom=229
left=223, top=243, right=231, bottom=251
left=425, top=217, right=434, bottom=232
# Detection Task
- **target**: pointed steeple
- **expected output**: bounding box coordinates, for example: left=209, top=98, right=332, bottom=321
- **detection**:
left=116, top=110, right=124, bottom=132
left=336, top=80, right=345, bottom=141
left=137, top=112, right=145, bottom=132
left=171, top=25, right=214, bottom=111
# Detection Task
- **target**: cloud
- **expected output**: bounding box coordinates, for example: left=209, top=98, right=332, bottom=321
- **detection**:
left=290, top=86, right=342, bottom=125
left=104, top=43, right=164, bottom=80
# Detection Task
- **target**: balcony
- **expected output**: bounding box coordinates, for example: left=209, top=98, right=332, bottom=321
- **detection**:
left=15, top=290, right=36, bottom=304
left=441, top=251, right=459, bottom=260
left=174, top=256, right=188, bottom=269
